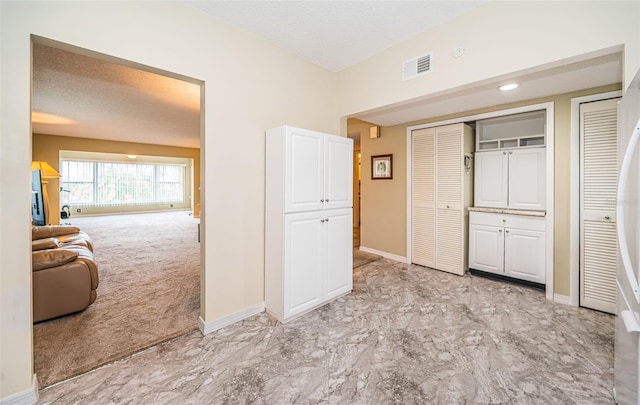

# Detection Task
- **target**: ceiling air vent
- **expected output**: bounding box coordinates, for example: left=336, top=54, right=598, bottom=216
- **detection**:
left=402, top=51, right=433, bottom=81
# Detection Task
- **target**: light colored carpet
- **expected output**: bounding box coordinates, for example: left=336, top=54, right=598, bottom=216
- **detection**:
left=34, top=211, right=200, bottom=387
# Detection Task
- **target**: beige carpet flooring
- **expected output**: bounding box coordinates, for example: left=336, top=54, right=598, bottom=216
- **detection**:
left=34, top=211, right=201, bottom=387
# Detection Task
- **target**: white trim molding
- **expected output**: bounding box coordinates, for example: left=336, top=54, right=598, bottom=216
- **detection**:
left=359, top=246, right=408, bottom=263
left=553, top=294, right=572, bottom=306
left=406, top=102, right=555, bottom=301
left=198, top=303, right=265, bottom=336
left=0, top=375, right=38, bottom=405
left=569, top=90, right=622, bottom=307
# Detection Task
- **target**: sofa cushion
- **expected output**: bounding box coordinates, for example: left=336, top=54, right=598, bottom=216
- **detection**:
left=32, top=249, right=79, bottom=271
left=32, top=237, right=59, bottom=251
left=32, top=225, right=81, bottom=240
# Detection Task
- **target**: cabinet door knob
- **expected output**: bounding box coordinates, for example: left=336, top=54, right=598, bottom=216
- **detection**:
left=503, top=152, right=507, bottom=155
left=499, top=229, right=503, bottom=233
left=325, top=218, right=329, bottom=222
left=605, top=216, right=611, bottom=220
left=509, top=151, right=513, bottom=155
left=320, top=219, right=325, bottom=223
left=447, top=205, right=450, bottom=208
left=320, top=199, right=325, bottom=203
left=505, top=230, right=510, bottom=233
left=326, top=199, right=330, bottom=202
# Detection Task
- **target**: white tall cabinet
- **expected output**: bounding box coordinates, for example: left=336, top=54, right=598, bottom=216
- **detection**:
left=411, top=123, right=474, bottom=275
left=470, top=109, right=548, bottom=286
left=266, top=126, right=353, bottom=323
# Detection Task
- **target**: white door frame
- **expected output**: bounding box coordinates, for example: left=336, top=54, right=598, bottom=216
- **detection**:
left=407, top=102, right=555, bottom=301
left=569, top=90, right=622, bottom=306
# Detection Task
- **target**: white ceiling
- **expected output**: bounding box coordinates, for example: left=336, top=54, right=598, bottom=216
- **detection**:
left=31, top=1, right=622, bottom=149
left=184, top=1, right=486, bottom=73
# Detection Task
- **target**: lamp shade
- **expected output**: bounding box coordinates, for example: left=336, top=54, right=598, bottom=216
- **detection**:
left=32, top=161, right=61, bottom=179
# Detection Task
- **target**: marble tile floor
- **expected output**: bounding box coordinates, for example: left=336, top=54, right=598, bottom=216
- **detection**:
left=39, top=258, right=615, bottom=404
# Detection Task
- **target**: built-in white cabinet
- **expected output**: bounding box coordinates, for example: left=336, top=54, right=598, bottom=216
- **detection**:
left=476, top=110, right=546, bottom=151
left=474, top=148, right=546, bottom=211
left=281, top=208, right=352, bottom=319
left=411, top=123, right=474, bottom=275
left=266, top=125, right=353, bottom=323
left=270, top=126, right=352, bottom=213
left=469, top=211, right=546, bottom=284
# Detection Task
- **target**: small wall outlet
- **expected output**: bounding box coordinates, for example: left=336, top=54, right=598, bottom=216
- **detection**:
left=76, top=208, right=81, bottom=213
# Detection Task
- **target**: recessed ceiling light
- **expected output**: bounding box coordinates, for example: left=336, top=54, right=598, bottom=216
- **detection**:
left=127, top=155, right=138, bottom=159
left=498, top=83, right=520, bottom=91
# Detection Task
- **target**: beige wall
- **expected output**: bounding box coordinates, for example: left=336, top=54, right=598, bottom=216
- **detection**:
left=338, top=1, right=639, bottom=118
left=32, top=134, right=201, bottom=223
left=355, top=83, right=622, bottom=297
left=1, top=1, right=339, bottom=399
left=350, top=119, right=407, bottom=256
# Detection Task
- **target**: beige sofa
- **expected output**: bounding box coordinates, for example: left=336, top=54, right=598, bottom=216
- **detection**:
left=32, top=225, right=99, bottom=323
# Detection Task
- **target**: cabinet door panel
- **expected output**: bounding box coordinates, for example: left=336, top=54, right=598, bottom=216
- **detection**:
left=508, top=149, right=546, bottom=210
left=469, top=224, right=504, bottom=274
left=285, top=129, right=324, bottom=213
left=436, top=126, right=463, bottom=209
left=474, top=151, right=508, bottom=208
left=326, top=209, right=353, bottom=299
left=284, top=212, right=324, bottom=317
left=325, top=136, right=353, bottom=209
left=436, top=208, right=464, bottom=275
left=504, top=228, right=545, bottom=283
left=412, top=128, right=436, bottom=267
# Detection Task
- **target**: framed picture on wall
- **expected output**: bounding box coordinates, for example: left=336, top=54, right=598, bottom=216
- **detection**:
left=371, top=154, right=392, bottom=180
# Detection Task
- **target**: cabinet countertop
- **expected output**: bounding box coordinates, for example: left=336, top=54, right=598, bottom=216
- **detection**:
left=468, top=206, right=546, bottom=217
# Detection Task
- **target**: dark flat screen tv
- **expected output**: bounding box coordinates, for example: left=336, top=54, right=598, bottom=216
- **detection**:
left=32, top=169, right=45, bottom=226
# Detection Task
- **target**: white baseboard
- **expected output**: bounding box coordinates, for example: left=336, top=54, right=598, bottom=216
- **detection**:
left=0, top=374, right=38, bottom=405
left=359, top=246, right=408, bottom=263
left=198, top=303, right=265, bottom=335
left=553, top=294, right=572, bottom=306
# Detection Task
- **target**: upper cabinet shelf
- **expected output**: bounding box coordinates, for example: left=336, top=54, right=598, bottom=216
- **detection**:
left=476, top=110, right=546, bottom=151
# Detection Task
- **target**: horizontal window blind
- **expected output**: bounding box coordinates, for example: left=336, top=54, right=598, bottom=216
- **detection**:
left=60, top=160, right=185, bottom=208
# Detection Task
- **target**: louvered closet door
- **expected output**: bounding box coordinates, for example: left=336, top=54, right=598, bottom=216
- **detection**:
left=435, top=124, right=464, bottom=275
left=580, top=98, right=619, bottom=314
left=412, top=128, right=436, bottom=267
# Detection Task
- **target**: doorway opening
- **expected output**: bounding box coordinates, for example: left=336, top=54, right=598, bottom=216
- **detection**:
left=30, top=36, right=205, bottom=387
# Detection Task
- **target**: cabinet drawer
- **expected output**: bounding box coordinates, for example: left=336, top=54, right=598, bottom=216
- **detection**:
left=470, top=211, right=545, bottom=231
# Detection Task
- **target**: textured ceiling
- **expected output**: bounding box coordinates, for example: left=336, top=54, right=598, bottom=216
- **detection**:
left=185, top=1, right=486, bottom=72
left=32, top=43, right=201, bottom=149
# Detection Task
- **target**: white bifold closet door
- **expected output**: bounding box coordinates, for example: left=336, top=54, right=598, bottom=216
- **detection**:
left=580, top=97, right=619, bottom=314
left=411, top=127, right=435, bottom=268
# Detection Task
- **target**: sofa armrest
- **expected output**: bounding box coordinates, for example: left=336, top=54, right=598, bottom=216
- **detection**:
left=32, top=249, right=79, bottom=271
left=32, top=237, right=59, bottom=251
left=32, top=225, right=81, bottom=241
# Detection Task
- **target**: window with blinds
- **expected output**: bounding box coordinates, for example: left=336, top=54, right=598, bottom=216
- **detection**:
left=60, top=160, right=185, bottom=208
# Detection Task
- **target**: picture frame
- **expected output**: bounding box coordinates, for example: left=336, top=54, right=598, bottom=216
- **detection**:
left=371, top=154, right=392, bottom=180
